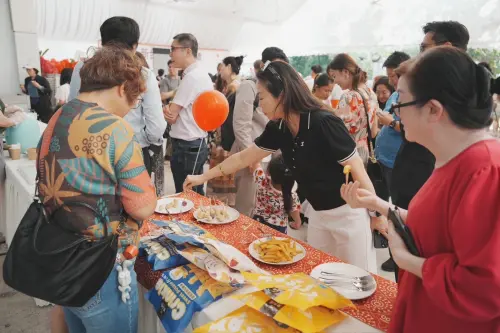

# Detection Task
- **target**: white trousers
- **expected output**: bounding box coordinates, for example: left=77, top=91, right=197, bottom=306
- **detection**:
left=306, top=203, right=377, bottom=274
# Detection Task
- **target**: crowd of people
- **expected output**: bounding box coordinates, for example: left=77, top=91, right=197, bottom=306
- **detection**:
left=1, top=13, right=499, bottom=333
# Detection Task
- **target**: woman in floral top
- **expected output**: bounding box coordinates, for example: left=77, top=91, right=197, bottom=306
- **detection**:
left=252, top=155, right=301, bottom=233
left=38, top=46, right=156, bottom=333
left=328, top=54, right=380, bottom=165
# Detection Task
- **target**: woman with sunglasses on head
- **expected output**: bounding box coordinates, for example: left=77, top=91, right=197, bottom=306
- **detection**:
left=341, top=46, right=500, bottom=333
left=185, top=61, right=387, bottom=273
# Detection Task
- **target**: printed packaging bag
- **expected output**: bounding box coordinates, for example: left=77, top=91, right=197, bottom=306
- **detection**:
left=147, top=263, right=236, bottom=333
left=234, top=291, right=347, bottom=333
left=176, top=244, right=212, bottom=270
left=140, top=235, right=189, bottom=271
left=193, top=306, right=300, bottom=333
left=177, top=244, right=246, bottom=287
left=241, top=272, right=354, bottom=311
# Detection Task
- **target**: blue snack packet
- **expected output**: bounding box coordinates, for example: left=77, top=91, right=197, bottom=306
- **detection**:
left=141, top=235, right=189, bottom=271
left=151, top=219, right=207, bottom=236
left=147, top=263, right=236, bottom=333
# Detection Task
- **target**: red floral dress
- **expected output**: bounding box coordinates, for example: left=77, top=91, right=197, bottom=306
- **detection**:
left=334, top=87, right=378, bottom=164
left=252, top=167, right=300, bottom=232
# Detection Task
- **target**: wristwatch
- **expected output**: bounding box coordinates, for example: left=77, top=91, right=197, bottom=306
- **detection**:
left=389, top=120, right=398, bottom=128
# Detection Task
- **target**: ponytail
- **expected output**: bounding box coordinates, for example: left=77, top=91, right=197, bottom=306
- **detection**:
left=352, top=67, right=368, bottom=90
left=281, top=170, right=294, bottom=214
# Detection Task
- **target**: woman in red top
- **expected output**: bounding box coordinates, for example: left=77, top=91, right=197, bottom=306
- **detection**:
left=341, top=46, right=500, bottom=333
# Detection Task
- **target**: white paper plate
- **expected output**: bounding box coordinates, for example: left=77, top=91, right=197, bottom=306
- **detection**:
left=310, top=262, right=377, bottom=300
left=249, top=236, right=306, bottom=265
left=193, top=205, right=240, bottom=224
left=155, top=198, right=194, bottom=215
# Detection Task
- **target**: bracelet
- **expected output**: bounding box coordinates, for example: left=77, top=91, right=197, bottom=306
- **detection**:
left=368, top=209, right=381, bottom=217
left=218, top=164, right=226, bottom=177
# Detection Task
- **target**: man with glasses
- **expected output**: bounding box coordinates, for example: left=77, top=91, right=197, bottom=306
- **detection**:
left=69, top=16, right=166, bottom=175
left=163, top=33, right=213, bottom=195
left=386, top=21, right=469, bottom=280
left=420, top=21, right=470, bottom=52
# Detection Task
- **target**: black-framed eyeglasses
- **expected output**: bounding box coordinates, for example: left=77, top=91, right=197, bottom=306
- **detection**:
left=419, top=40, right=447, bottom=53
left=170, top=45, right=189, bottom=52
left=133, top=97, right=144, bottom=109
left=390, top=100, right=418, bottom=116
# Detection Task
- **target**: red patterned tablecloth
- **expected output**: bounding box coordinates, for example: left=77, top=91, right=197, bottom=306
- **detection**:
left=135, top=191, right=397, bottom=332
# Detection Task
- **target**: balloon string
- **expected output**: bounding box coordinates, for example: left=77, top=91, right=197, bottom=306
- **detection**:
left=192, top=138, right=204, bottom=175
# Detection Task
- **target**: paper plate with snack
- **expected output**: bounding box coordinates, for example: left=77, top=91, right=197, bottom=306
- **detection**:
left=249, top=236, right=306, bottom=265
left=193, top=205, right=239, bottom=224
left=155, top=197, right=194, bottom=215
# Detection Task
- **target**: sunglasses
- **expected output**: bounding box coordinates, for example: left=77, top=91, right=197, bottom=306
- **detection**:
left=262, top=61, right=283, bottom=83
left=390, top=100, right=418, bottom=116
left=133, top=97, right=144, bottom=109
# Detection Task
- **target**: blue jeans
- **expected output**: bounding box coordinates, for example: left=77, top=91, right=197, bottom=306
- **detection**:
left=171, top=138, right=208, bottom=195
left=63, top=265, right=139, bottom=333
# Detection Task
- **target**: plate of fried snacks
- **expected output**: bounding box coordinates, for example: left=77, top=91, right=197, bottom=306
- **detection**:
left=249, top=237, right=306, bottom=265
left=193, top=205, right=240, bottom=224
left=155, top=198, right=194, bottom=215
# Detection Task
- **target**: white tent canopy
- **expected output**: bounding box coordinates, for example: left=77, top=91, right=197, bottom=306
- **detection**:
left=36, top=0, right=500, bottom=60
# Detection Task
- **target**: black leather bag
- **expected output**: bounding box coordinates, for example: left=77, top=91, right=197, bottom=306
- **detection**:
left=3, top=200, right=119, bottom=307
left=2, top=124, right=120, bottom=307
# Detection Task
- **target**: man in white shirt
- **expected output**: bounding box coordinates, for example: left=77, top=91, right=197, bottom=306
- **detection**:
left=163, top=33, right=213, bottom=194
left=304, top=64, right=323, bottom=91
left=69, top=17, right=166, bottom=175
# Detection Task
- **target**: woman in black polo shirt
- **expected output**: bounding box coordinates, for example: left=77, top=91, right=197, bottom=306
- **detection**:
left=185, top=61, right=386, bottom=272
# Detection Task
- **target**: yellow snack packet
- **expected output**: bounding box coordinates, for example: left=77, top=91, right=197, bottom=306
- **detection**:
left=233, top=291, right=346, bottom=333
left=193, top=306, right=300, bottom=333
left=241, top=272, right=354, bottom=311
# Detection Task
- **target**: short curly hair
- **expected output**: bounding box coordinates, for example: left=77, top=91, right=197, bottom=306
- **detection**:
left=80, top=45, right=146, bottom=105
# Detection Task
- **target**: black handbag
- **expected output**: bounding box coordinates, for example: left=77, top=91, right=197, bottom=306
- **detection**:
left=3, top=126, right=120, bottom=307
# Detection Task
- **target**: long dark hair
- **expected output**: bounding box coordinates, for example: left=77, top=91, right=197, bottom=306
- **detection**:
left=407, top=46, right=492, bottom=129
left=222, top=56, right=244, bottom=75
left=329, top=53, right=367, bottom=90
left=373, top=76, right=395, bottom=109
left=268, top=156, right=294, bottom=214
left=256, top=61, right=326, bottom=122
left=60, top=68, right=73, bottom=86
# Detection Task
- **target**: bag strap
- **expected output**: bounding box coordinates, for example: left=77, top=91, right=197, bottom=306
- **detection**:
left=33, top=201, right=111, bottom=256
left=355, top=88, right=375, bottom=159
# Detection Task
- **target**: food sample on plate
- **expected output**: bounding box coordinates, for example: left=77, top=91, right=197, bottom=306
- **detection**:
left=196, top=205, right=230, bottom=223
left=242, top=272, right=354, bottom=311
left=343, top=165, right=352, bottom=184
left=254, top=238, right=303, bottom=263
left=158, top=199, right=188, bottom=213
left=233, top=291, right=347, bottom=333
left=193, top=306, right=299, bottom=333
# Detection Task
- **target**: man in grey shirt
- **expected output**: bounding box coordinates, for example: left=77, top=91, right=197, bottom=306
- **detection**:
left=160, top=60, right=180, bottom=102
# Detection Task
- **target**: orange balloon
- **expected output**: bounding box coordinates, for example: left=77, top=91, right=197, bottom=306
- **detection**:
left=192, top=90, right=229, bottom=131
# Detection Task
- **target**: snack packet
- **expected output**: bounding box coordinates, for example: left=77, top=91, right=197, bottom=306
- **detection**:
left=203, top=238, right=267, bottom=275
left=204, top=254, right=245, bottom=287
left=193, top=306, right=300, bottom=333
left=176, top=244, right=212, bottom=270
left=241, top=272, right=353, bottom=311
left=140, top=235, right=189, bottom=271
left=233, top=291, right=346, bottom=333
left=147, top=263, right=237, bottom=333
left=177, top=244, right=245, bottom=287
